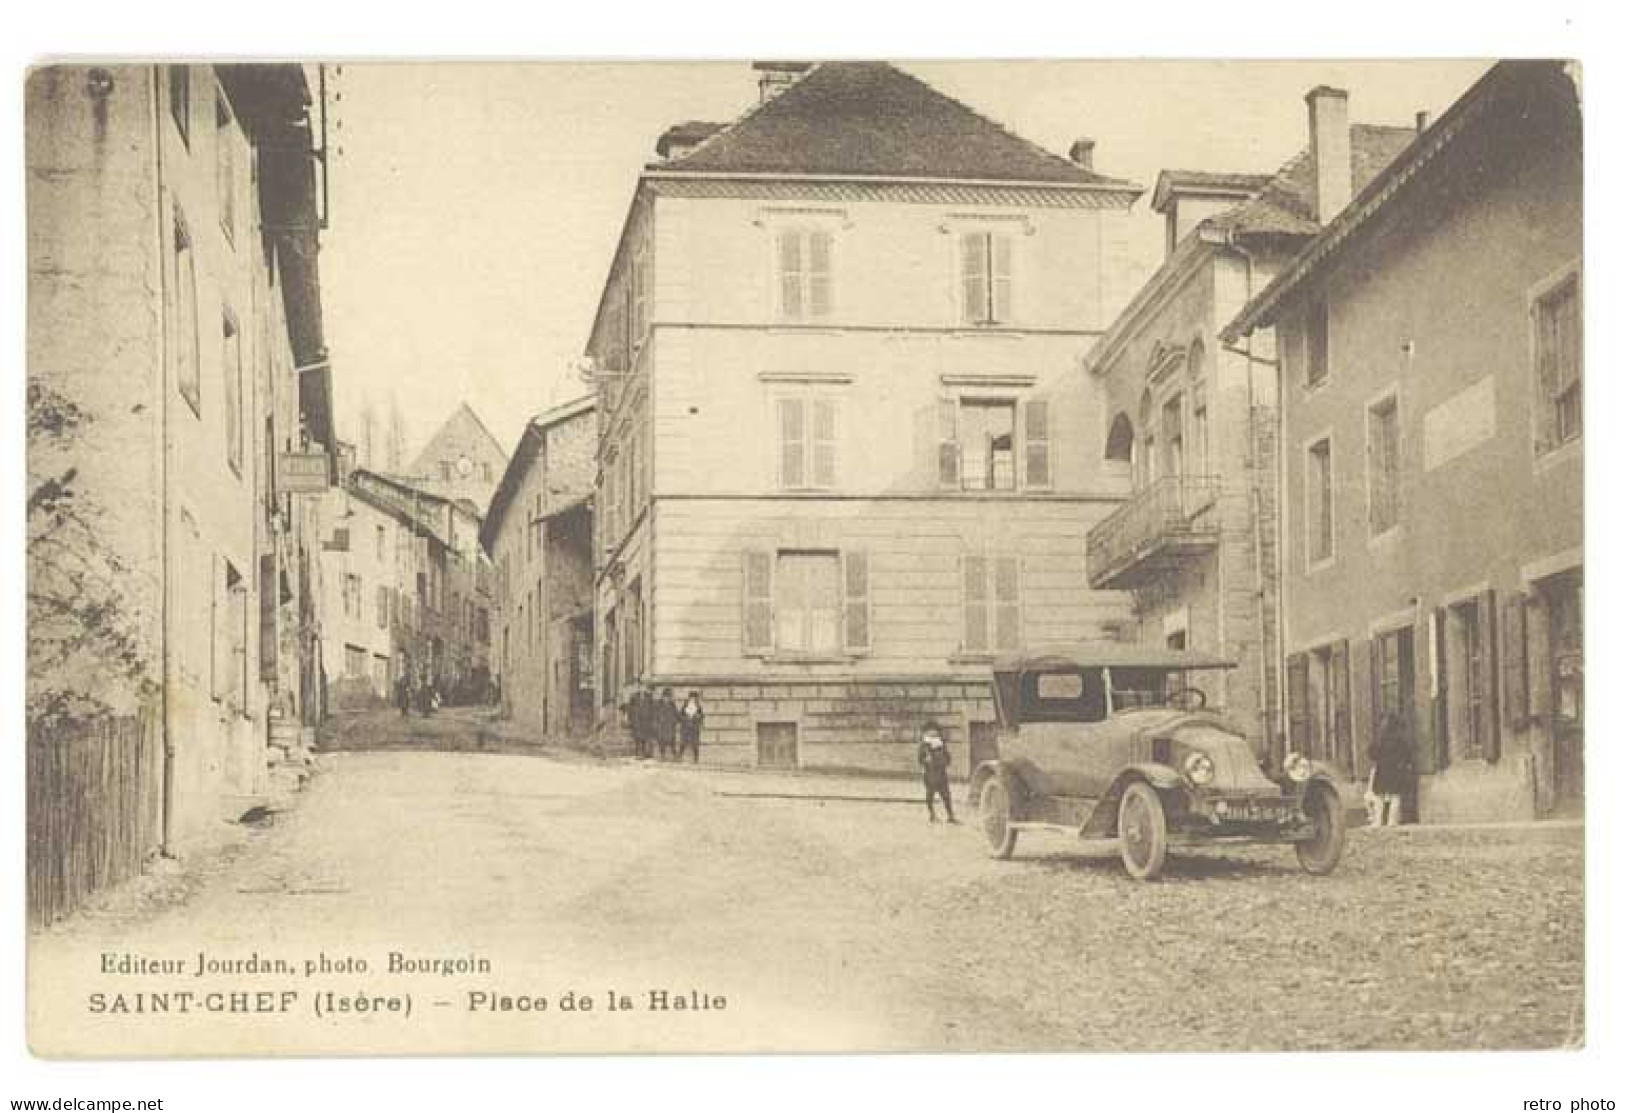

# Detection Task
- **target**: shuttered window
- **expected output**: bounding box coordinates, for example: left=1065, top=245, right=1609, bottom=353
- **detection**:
left=776, top=228, right=833, bottom=321
left=842, top=551, right=870, bottom=653
left=963, top=554, right=1021, bottom=654
left=778, top=397, right=836, bottom=490
left=742, top=550, right=774, bottom=655
left=173, top=214, right=201, bottom=416
left=1534, top=273, right=1581, bottom=453
left=1306, top=437, right=1333, bottom=565
left=960, top=231, right=1012, bottom=325
left=1024, top=398, right=1052, bottom=488
left=1367, top=395, right=1400, bottom=536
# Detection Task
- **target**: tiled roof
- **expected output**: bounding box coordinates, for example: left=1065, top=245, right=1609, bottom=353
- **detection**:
left=1152, top=169, right=1274, bottom=211
left=654, top=61, right=1138, bottom=190
left=1223, top=61, right=1570, bottom=343
left=1205, top=124, right=1418, bottom=239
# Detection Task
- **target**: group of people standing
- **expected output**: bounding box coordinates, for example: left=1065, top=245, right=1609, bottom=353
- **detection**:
left=394, top=669, right=441, bottom=718
left=622, top=685, right=706, bottom=762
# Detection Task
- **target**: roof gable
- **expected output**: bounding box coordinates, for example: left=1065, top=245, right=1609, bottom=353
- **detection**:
left=655, top=62, right=1136, bottom=189
left=408, top=403, right=508, bottom=475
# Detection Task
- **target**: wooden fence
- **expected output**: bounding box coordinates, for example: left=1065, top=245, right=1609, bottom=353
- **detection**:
left=27, top=712, right=164, bottom=928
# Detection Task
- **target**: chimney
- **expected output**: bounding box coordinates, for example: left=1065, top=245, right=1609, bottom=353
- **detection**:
left=752, top=61, right=813, bottom=104
left=1068, top=137, right=1096, bottom=172
left=1415, top=109, right=1431, bottom=135
left=1305, top=85, right=1351, bottom=223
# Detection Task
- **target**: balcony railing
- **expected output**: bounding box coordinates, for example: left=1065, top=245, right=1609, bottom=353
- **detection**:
left=1087, top=474, right=1222, bottom=589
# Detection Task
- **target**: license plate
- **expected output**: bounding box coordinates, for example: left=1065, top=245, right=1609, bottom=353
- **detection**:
left=1221, top=800, right=1286, bottom=823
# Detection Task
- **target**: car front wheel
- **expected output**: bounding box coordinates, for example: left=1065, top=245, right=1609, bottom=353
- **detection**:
left=1118, top=781, right=1168, bottom=881
left=1295, top=782, right=1346, bottom=875
left=980, top=777, right=1019, bottom=860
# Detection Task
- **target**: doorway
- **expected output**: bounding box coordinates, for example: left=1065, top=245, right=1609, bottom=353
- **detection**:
left=1541, top=570, right=1584, bottom=808
left=1374, top=625, right=1417, bottom=821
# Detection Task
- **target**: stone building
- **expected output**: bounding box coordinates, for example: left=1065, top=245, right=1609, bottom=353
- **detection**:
left=482, top=396, right=597, bottom=737
left=26, top=63, right=335, bottom=848
left=406, top=402, right=509, bottom=512
left=315, top=474, right=415, bottom=710
left=1083, top=89, right=1418, bottom=768
left=338, top=469, right=495, bottom=705
left=1224, top=61, right=1582, bottom=821
left=582, top=61, right=1143, bottom=772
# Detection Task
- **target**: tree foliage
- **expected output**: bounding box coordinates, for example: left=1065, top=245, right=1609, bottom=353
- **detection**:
left=27, top=379, right=157, bottom=730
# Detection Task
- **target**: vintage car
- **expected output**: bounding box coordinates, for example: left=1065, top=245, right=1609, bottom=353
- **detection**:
left=967, top=644, right=1346, bottom=880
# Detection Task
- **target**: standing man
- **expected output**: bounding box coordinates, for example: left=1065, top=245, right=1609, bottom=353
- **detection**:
left=394, top=670, right=411, bottom=718
left=918, top=721, right=957, bottom=824
left=621, top=684, right=645, bottom=759
left=678, top=691, right=705, bottom=764
left=653, top=687, right=680, bottom=762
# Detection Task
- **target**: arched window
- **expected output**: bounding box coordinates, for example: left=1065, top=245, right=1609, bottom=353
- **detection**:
left=1105, top=412, right=1135, bottom=464
left=1187, top=339, right=1209, bottom=476
left=1138, top=388, right=1157, bottom=486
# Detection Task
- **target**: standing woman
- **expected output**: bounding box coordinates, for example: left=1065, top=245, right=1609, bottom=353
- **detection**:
left=678, top=691, right=705, bottom=763
left=1369, top=711, right=1414, bottom=826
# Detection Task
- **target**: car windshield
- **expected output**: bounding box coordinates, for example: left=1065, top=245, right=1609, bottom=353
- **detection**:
left=1109, top=667, right=1203, bottom=711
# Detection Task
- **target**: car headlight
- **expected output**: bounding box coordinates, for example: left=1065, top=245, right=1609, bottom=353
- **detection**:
left=1183, top=751, right=1215, bottom=786
left=1283, top=751, right=1312, bottom=783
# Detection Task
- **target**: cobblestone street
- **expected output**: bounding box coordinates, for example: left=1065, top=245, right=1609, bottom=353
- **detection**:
left=29, top=712, right=1583, bottom=1055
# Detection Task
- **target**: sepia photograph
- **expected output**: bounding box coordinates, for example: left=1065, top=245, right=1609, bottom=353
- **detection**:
left=20, top=51, right=1587, bottom=1066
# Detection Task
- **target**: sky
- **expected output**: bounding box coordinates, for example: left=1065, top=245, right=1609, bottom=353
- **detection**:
left=318, top=60, right=1492, bottom=461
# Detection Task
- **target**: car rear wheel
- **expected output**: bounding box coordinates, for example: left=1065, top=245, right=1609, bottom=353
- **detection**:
left=1295, top=782, right=1346, bottom=875
left=980, top=777, right=1019, bottom=860
left=1118, top=781, right=1168, bottom=881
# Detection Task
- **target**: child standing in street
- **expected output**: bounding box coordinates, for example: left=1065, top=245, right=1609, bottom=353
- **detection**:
left=918, top=721, right=957, bottom=824
left=678, top=691, right=705, bottom=763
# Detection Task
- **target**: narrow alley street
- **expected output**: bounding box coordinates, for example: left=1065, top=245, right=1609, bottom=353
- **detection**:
left=30, top=711, right=1583, bottom=1056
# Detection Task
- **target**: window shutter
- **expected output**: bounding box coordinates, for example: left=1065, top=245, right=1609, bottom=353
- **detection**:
left=1332, top=639, right=1352, bottom=776
left=811, top=398, right=836, bottom=488
left=937, top=398, right=961, bottom=487
left=778, top=230, right=803, bottom=319
left=808, top=229, right=832, bottom=318
left=1023, top=398, right=1051, bottom=488
left=962, top=554, right=989, bottom=653
left=1286, top=652, right=1310, bottom=756
left=1535, top=299, right=1560, bottom=452
left=992, top=233, right=1012, bottom=323
left=742, top=549, right=774, bottom=656
left=259, top=553, right=277, bottom=682
left=210, top=554, right=225, bottom=701
left=841, top=550, right=870, bottom=653
left=235, top=582, right=249, bottom=710
left=1503, top=591, right=1529, bottom=730
left=960, top=232, right=987, bottom=323
left=993, top=555, right=1021, bottom=652
left=779, top=398, right=807, bottom=489
left=1428, top=606, right=1449, bottom=772
left=1367, top=636, right=1382, bottom=778
left=1480, top=589, right=1501, bottom=763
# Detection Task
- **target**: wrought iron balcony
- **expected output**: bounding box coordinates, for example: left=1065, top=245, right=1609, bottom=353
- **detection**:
left=1087, top=475, right=1222, bottom=589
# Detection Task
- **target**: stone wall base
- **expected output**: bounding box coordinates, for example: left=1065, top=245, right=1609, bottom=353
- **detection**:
left=631, top=678, right=998, bottom=776
left=1418, top=754, right=1538, bottom=824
